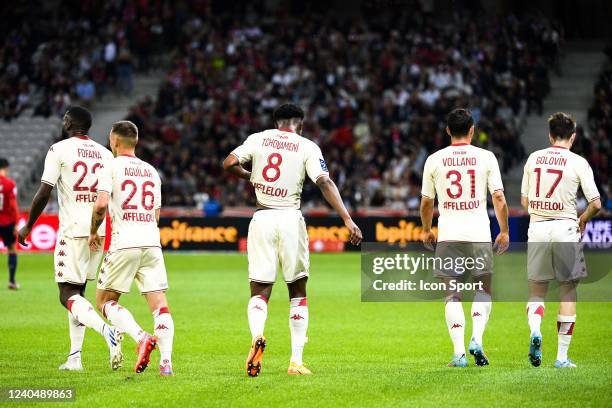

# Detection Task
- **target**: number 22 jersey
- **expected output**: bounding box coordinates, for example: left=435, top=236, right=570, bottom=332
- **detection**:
left=97, top=154, right=162, bottom=251
left=421, top=143, right=504, bottom=242
left=230, top=128, right=329, bottom=209
left=41, top=136, right=113, bottom=237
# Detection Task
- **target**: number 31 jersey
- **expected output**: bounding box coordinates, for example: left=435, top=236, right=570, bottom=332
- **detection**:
left=231, top=128, right=329, bottom=209
left=41, top=136, right=114, bottom=237
left=97, top=154, right=162, bottom=251
left=421, top=143, right=504, bottom=242
left=521, top=146, right=599, bottom=220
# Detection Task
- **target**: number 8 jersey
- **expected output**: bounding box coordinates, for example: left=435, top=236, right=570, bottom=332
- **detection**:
left=421, top=143, right=504, bottom=242
left=230, top=128, right=329, bottom=209
left=96, top=154, right=162, bottom=251
left=41, top=136, right=114, bottom=237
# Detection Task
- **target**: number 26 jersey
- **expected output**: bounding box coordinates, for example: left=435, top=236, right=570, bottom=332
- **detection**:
left=230, top=128, right=329, bottom=209
left=96, top=154, right=162, bottom=251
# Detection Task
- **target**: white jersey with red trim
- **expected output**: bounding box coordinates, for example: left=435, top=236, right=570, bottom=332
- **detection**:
left=421, top=143, right=504, bottom=242
left=231, top=128, right=329, bottom=209
left=96, top=154, right=162, bottom=251
left=521, top=146, right=599, bottom=221
left=41, top=136, right=113, bottom=237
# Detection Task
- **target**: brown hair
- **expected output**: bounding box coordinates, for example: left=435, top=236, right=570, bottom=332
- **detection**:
left=548, top=112, right=576, bottom=140
left=111, top=120, right=138, bottom=140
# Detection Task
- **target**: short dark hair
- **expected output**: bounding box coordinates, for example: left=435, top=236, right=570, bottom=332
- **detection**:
left=548, top=112, right=576, bottom=140
left=65, top=106, right=92, bottom=132
left=0, top=158, right=8, bottom=169
left=111, top=120, right=138, bottom=139
left=273, top=103, right=304, bottom=123
left=446, top=108, right=474, bottom=137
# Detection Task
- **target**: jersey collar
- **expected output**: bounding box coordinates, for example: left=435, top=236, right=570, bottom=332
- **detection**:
left=550, top=145, right=568, bottom=149
left=451, top=142, right=469, bottom=146
left=73, top=135, right=90, bottom=140
left=118, top=153, right=136, bottom=158
left=278, top=127, right=297, bottom=134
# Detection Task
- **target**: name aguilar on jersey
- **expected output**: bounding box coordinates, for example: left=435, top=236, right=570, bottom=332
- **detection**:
left=441, top=150, right=479, bottom=211
left=528, top=149, right=567, bottom=212
left=121, top=165, right=156, bottom=223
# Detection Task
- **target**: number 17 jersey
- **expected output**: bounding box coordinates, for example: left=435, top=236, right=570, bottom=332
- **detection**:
left=421, top=143, right=504, bottom=242
left=230, top=128, right=329, bottom=209
left=41, top=136, right=114, bottom=238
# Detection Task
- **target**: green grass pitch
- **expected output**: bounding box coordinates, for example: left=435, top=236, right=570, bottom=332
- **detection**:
left=0, top=252, right=610, bottom=407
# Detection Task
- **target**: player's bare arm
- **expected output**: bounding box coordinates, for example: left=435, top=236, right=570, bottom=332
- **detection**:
left=419, top=196, right=436, bottom=249
left=89, top=191, right=110, bottom=251
left=578, top=198, right=601, bottom=234
left=17, top=183, right=53, bottom=246
left=315, top=175, right=362, bottom=245
left=520, top=194, right=529, bottom=211
left=491, top=191, right=509, bottom=255
left=222, top=154, right=251, bottom=181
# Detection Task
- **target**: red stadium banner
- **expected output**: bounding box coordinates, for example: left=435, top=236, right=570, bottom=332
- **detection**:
left=0, top=214, right=111, bottom=252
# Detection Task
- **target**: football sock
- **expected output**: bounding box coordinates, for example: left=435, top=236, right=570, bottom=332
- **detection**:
left=153, top=307, right=174, bottom=366
left=527, top=301, right=545, bottom=335
left=289, top=297, right=308, bottom=365
left=66, top=295, right=106, bottom=336
left=102, top=300, right=144, bottom=342
left=247, top=295, right=268, bottom=340
left=8, top=253, right=17, bottom=283
left=557, top=314, right=576, bottom=361
left=68, top=311, right=85, bottom=358
left=445, top=301, right=465, bottom=356
left=470, top=291, right=492, bottom=346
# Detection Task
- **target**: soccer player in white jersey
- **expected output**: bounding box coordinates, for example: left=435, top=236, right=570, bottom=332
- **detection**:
left=223, top=104, right=362, bottom=377
left=88, top=121, right=174, bottom=376
left=521, top=112, right=601, bottom=369
left=420, top=109, right=509, bottom=368
left=17, top=106, right=123, bottom=371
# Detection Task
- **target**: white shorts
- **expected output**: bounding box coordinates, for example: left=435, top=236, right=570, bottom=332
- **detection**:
left=247, top=209, right=309, bottom=284
left=527, top=219, right=585, bottom=282
left=97, top=247, right=168, bottom=294
left=54, top=235, right=104, bottom=285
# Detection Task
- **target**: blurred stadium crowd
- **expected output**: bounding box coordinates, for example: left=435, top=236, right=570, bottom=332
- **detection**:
left=586, top=58, right=612, bottom=209
left=0, top=0, right=174, bottom=120
left=1, top=1, right=567, bottom=210
left=125, top=3, right=562, bottom=209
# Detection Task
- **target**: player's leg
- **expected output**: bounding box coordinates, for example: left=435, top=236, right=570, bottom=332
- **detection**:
left=2, top=224, right=19, bottom=289
left=245, top=211, right=278, bottom=377
left=142, top=291, right=174, bottom=376
left=137, top=248, right=172, bottom=375
left=555, top=281, right=578, bottom=368
left=527, top=281, right=548, bottom=367
left=279, top=210, right=311, bottom=375
left=468, top=273, right=491, bottom=366
left=443, top=281, right=467, bottom=367
left=59, top=282, right=123, bottom=370
left=246, top=281, right=272, bottom=377
left=60, top=283, right=86, bottom=370
left=286, top=277, right=311, bottom=375
left=249, top=281, right=272, bottom=341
